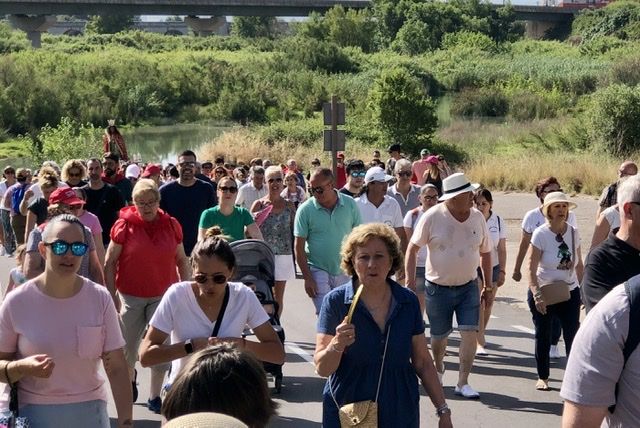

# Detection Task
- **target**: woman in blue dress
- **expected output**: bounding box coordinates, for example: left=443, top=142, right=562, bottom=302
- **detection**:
left=314, top=223, right=453, bottom=427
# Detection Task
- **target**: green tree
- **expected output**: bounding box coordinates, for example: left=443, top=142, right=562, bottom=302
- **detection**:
left=231, top=16, right=278, bottom=38
left=368, top=67, right=438, bottom=156
left=86, top=15, right=135, bottom=34
left=30, top=117, right=101, bottom=166
left=586, top=84, right=640, bottom=155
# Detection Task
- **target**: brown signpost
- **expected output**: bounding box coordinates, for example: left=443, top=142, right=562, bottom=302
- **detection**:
left=322, top=95, right=345, bottom=179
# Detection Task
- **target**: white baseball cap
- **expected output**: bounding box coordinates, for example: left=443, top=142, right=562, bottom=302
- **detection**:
left=364, top=167, right=393, bottom=185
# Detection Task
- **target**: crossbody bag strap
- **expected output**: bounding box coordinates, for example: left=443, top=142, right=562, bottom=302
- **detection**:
left=211, top=285, right=230, bottom=337
left=570, top=226, right=576, bottom=275
left=374, top=326, right=391, bottom=403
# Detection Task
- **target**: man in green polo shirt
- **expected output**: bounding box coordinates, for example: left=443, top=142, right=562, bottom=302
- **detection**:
left=294, top=168, right=362, bottom=314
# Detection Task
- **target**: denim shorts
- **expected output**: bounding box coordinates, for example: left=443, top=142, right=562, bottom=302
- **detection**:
left=477, top=264, right=502, bottom=285
left=20, top=399, right=109, bottom=428
left=425, top=279, right=480, bottom=339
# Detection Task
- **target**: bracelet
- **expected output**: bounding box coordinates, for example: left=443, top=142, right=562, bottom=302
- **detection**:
left=329, top=343, right=344, bottom=354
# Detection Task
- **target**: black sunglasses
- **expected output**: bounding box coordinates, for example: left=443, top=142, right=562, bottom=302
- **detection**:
left=310, top=185, right=329, bottom=194
left=194, top=273, right=227, bottom=284
left=218, top=186, right=238, bottom=194
left=44, top=240, right=89, bottom=256
left=397, top=171, right=412, bottom=177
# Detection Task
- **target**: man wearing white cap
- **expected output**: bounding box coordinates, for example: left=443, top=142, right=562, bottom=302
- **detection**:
left=355, top=166, right=407, bottom=256
left=405, top=172, right=492, bottom=399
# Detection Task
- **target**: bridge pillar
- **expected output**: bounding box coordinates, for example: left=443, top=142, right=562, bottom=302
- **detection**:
left=525, top=20, right=557, bottom=39
left=9, top=15, right=56, bottom=48
left=185, top=16, right=226, bottom=36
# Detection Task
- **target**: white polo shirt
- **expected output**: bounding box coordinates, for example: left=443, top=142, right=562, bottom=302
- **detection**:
left=355, top=193, right=404, bottom=228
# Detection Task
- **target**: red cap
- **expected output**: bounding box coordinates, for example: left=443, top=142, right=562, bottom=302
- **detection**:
left=142, top=164, right=161, bottom=178
left=49, top=187, right=84, bottom=206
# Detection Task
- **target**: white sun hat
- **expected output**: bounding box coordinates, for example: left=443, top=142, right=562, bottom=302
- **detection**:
left=438, top=172, right=480, bottom=201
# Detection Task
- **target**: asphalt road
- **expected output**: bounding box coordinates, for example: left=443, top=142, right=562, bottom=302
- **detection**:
left=0, top=191, right=601, bottom=427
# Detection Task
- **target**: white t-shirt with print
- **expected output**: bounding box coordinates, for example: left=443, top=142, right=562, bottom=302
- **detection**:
left=531, top=224, right=581, bottom=290
left=150, top=281, right=270, bottom=384
left=602, top=206, right=620, bottom=231
left=486, top=212, right=507, bottom=268
left=521, top=207, right=577, bottom=234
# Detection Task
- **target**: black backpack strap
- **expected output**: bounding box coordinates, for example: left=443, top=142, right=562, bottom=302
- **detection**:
left=610, top=279, right=640, bottom=413
left=211, top=285, right=230, bottom=338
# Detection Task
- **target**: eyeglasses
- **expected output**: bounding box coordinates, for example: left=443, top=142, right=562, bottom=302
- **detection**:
left=397, top=171, right=412, bottom=178
left=194, top=273, right=227, bottom=284
left=44, top=240, right=89, bottom=256
left=134, top=199, right=158, bottom=208
left=268, top=178, right=283, bottom=183
left=219, top=186, right=238, bottom=194
left=424, top=195, right=439, bottom=201
left=310, top=183, right=331, bottom=194
left=350, top=171, right=366, bottom=178
left=178, top=161, right=196, bottom=168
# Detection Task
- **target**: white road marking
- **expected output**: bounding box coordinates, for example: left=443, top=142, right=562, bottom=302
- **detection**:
left=286, top=342, right=315, bottom=365
left=490, top=315, right=499, bottom=319
left=513, top=325, right=535, bottom=335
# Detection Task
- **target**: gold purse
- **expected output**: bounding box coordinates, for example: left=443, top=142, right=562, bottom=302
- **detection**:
left=329, top=319, right=391, bottom=428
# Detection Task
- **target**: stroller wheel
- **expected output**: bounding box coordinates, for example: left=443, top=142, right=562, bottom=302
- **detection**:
left=275, top=374, right=283, bottom=394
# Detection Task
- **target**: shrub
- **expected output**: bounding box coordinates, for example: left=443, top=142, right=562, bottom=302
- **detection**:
left=368, top=66, right=438, bottom=156
left=30, top=117, right=101, bottom=166
left=442, top=30, right=498, bottom=53
left=586, top=83, right=640, bottom=155
left=605, top=55, right=640, bottom=86
left=281, top=37, right=359, bottom=73
left=450, top=88, right=508, bottom=118
left=0, top=22, right=29, bottom=54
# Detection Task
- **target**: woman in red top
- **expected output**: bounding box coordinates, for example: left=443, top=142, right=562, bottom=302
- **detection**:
left=104, top=178, right=190, bottom=413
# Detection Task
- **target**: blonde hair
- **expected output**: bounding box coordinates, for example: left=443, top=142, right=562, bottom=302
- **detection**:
left=61, top=159, right=86, bottom=182
left=340, top=223, right=403, bottom=278
left=37, top=166, right=59, bottom=190
left=132, top=178, right=160, bottom=202
left=265, top=165, right=282, bottom=179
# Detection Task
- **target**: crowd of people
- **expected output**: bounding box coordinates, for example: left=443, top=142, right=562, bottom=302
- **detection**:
left=0, top=139, right=637, bottom=428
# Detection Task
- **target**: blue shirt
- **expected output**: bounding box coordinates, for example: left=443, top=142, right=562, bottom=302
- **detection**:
left=159, top=179, right=216, bottom=256
left=294, top=191, right=361, bottom=275
left=317, top=280, right=424, bottom=427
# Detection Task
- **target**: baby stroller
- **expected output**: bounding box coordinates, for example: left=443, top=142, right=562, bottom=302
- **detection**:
left=230, top=239, right=285, bottom=393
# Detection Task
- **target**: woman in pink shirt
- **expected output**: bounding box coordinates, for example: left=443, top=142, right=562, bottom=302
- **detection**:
left=0, top=214, right=132, bottom=427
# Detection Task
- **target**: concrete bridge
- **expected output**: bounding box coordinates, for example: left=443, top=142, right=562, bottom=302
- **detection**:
left=2, top=0, right=583, bottom=47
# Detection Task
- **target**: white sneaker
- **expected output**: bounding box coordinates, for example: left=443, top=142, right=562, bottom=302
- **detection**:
left=550, top=345, right=562, bottom=359
left=0, top=247, right=5, bottom=256
left=454, top=384, right=480, bottom=399
left=476, top=345, right=488, bottom=356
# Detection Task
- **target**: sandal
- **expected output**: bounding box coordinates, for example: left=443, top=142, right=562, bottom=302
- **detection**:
left=535, top=379, right=550, bottom=391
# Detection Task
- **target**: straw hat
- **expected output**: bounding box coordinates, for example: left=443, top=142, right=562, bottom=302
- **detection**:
left=164, top=413, right=248, bottom=428
left=542, top=191, right=577, bottom=218
left=438, top=172, right=479, bottom=201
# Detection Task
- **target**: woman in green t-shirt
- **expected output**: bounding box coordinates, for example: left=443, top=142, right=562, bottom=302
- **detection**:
left=198, top=177, right=263, bottom=243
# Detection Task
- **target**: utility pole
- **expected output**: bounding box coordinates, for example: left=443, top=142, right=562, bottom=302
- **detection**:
left=323, top=95, right=345, bottom=178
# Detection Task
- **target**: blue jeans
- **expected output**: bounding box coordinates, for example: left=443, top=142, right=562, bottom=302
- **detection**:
left=21, top=399, right=109, bottom=428
left=527, top=287, right=581, bottom=380
left=425, top=280, right=480, bottom=339
left=310, top=266, right=350, bottom=314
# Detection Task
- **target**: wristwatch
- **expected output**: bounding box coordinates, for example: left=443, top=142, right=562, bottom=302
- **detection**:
left=184, top=339, right=194, bottom=355
left=436, top=404, right=451, bottom=418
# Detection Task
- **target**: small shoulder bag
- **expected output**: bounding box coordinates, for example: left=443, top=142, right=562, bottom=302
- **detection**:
left=328, top=327, right=391, bottom=427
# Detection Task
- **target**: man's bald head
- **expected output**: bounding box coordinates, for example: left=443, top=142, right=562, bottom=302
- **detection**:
left=619, top=161, right=638, bottom=178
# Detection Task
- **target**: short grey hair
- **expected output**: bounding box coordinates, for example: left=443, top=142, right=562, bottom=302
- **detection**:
left=265, top=166, right=282, bottom=178
left=617, top=174, right=640, bottom=207
left=42, top=214, right=85, bottom=242
left=394, top=159, right=412, bottom=174
left=420, top=183, right=438, bottom=194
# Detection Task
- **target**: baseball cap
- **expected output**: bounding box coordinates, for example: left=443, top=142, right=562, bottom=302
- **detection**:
left=420, top=148, right=430, bottom=156
left=49, top=187, right=84, bottom=206
left=142, top=164, right=162, bottom=178
left=364, top=167, right=393, bottom=184
left=125, top=164, right=141, bottom=179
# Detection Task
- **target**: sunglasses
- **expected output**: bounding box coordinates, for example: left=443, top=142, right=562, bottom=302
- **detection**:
left=350, top=171, right=366, bottom=178
left=44, top=240, right=89, bottom=256
left=397, top=171, right=412, bottom=177
left=268, top=177, right=283, bottom=183
left=310, top=184, right=330, bottom=194
left=219, top=186, right=238, bottom=194
left=194, top=273, right=227, bottom=284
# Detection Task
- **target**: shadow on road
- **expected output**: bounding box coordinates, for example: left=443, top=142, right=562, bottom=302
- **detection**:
left=111, top=418, right=159, bottom=428
left=274, top=375, right=325, bottom=403
left=465, top=390, right=563, bottom=415
left=271, top=416, right=321, bottom=427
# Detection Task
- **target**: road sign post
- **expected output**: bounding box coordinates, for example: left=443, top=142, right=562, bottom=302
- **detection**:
left=322, top=95, right=345, bottom=179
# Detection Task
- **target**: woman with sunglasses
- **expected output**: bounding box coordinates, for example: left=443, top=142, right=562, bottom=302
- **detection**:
left=139, top=226, right=285, bottom=392
left=527, top=191, right=583, bottom=391
left=198, top=176, right=263, bottom=243
left=24, top=193, right=104, bottom=286
left=251, top=166, right=296, bottom=318
left=282, top=170, right=306, bottom=208
left=0, top=214, right=132, bottom=427
left=104, top=178, right=189, bottom=412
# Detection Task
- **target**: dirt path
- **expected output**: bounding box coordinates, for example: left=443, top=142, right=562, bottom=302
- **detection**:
left=492, top=191, right=599, bottom=310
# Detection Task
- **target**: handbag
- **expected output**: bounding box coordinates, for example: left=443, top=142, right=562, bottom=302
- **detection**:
left=329, top=325, right=391, bottom=428
left=0, top=363, right=31, bottom=428
left=539, top=226, right=575, bottom=306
